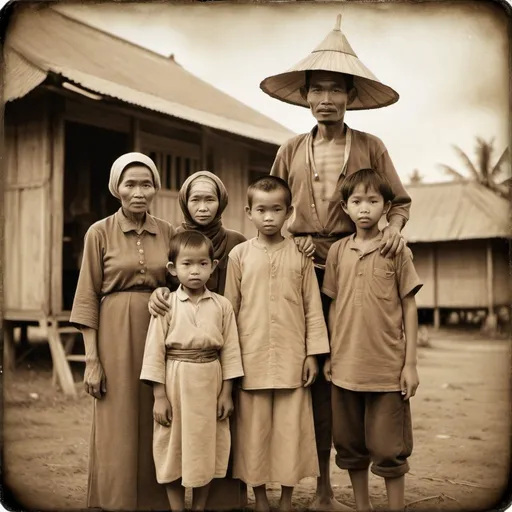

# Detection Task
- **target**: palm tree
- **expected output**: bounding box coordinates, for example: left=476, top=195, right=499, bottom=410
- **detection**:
left=437, top=137, right=509, bottom=197
left=409, top=169, right=423, bottom=185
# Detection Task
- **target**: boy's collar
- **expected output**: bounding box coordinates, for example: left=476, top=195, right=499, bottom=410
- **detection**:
left=176, top=285, right=212, bottom=302
left=347, top=232, right=383, bottom=256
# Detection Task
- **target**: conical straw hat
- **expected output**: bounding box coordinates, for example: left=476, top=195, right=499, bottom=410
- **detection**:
left=260, top=14, right=399, bottom=110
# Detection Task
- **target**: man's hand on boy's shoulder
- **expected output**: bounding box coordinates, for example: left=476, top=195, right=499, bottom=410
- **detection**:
left=380, top=224, right=406, bottom=259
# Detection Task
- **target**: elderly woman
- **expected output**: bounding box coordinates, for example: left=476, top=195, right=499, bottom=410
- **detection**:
left=70, top=152, right=173, bottom=511
left=148, top=170, right=247, bottom=510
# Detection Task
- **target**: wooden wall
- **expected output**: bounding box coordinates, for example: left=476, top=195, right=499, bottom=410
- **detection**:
left=4, top=94, right=52, bottom=317
left=410, top=239, right=510, bottom=310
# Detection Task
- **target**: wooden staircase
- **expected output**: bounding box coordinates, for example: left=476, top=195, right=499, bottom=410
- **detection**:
left=45, top=315, right=85, bottom=397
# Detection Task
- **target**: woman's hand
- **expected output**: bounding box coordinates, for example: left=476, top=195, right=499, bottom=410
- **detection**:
left=84, top=358, right=106, bottom=399
left=303, top=355, right=319, bottom=387
left=217, top=387, right=234, bottom=421
left=294, top=235, right=316, bottom=259
left=153, top=396, right=172, bottom=427
left=148, top=287, right=171, bottom=317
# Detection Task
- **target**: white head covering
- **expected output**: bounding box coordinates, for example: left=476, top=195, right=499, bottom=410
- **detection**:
left=108, top=152, right=161, bottom=199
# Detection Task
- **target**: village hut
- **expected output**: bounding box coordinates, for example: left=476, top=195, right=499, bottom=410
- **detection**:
left=2, top=4, right=294, bottom=395
left=402, top=181, right=511, bottom=329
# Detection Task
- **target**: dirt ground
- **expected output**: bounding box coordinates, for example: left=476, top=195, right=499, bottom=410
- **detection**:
left=2, top=329, right=510, bottom=512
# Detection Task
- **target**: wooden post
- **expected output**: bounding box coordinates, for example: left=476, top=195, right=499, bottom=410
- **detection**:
left=3, top=320, right=15, bottom=372
left=50, top=98, right=65, bottom=315
left=47, top=319, right=76, bottom=396
left=432, top=245, right=440, bottom=329
left=485, top=240, right=497, bottom=332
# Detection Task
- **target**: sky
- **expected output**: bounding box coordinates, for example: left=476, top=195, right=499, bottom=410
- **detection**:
left=39, top=1, right=512, bottom=183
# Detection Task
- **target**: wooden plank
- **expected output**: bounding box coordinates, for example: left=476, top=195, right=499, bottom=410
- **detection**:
left=19, top=188, right=46, bottom=310
left=50, top=100, right=65, bottom=315
left=436, top=241, right=487, bottom=308
left=42, top=100, right=52, bottom=316
left=47, top=319, right=76, bottom=396
left=5, top=121, right=17, bottom=185
left=4, top=190, right=21, bottom=310
left=432, top=244, right=440, bottom=329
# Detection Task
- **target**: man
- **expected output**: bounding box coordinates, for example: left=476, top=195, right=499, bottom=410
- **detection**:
left=260, top=14, right=411, bottom=511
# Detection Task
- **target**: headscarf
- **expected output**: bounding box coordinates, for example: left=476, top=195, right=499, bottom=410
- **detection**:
left=178, top=171, right=229, bottom=264
left=108, top=152, right=161, bottom=199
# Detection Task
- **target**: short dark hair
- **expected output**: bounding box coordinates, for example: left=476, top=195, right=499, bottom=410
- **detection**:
left=168, top=230, right=215, bottom=263
left=304, top=70, right=354, bottom=92
left=247, top=175, right=292, bottom=208
left=341, top=168, right=395, bottom=203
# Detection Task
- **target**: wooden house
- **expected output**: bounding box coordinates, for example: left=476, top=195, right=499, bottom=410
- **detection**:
left=402, top=181, right=511, bottom=329
left=2, top=5, right=294, bottom=394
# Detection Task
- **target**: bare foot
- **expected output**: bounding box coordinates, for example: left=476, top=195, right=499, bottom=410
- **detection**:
left=309, top=496, right=354, bottom=511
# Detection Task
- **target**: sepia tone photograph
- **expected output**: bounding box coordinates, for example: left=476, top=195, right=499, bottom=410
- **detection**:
left=1, top=1, right=511, bottom=511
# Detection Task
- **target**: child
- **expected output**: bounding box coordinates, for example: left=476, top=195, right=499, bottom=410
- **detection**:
left=224, top=176, right=330, bottom=512
left=321, top=168, right=422, bottom=512
left=140, top=231, right=244, bottom=512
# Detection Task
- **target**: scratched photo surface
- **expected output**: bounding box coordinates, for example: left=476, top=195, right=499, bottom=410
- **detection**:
left=2, top=1, right=510, bottom=511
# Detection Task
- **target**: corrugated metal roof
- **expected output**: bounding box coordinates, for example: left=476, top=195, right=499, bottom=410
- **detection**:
left=4, top=6, right=295, bottom=146
left=402, top=181, right=511, bottom=243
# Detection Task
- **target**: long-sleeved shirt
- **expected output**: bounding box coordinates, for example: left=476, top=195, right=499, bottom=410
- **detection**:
left=270, top=125, right=411, bottom=264
left=140, top=286, right=244, bottom=384
left=224, top=237, right=329, bottom=390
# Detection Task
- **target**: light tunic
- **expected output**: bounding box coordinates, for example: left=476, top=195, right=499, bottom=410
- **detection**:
left=225, top=237, right=327, bottom=486
left=323, top=234, right=423, bottom=392
left=224, top=237, right=329, bottom=390
left=140, top=286, right=244, bottom=488
left=70, top=208, right=173, bottom=511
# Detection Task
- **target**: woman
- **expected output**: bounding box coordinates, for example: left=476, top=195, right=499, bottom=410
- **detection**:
left=148, top=170, right=247, bottom=510
left=149, top=170, right=246, bottom=304
left=70, top=152, right=173, bottom=511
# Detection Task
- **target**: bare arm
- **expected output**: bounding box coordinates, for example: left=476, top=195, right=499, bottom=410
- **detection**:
left=400, top=294, right=419, bottom=400
left=81, top=327, right=106, bottom=399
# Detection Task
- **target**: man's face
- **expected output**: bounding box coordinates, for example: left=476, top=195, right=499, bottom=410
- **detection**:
left=306, top=71, right=354, bottom=124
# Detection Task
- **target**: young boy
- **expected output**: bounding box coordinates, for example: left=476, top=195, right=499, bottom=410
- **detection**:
left=224, top=176, right=330, bottom=512
left=140, top=231, right=244, bottom=512
left=322, top=168, right=422, bottom=512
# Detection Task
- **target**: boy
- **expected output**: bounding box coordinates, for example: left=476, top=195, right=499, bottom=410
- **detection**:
left=322, top=168, right=422, bottom=512
left=224, top=176, right=330, bottom=512
left=140, top=231, right=244, bottom=512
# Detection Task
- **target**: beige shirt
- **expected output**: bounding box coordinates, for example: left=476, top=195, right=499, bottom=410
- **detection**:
left=322, top=234, right=422, bottom=392
left=270, top=125, right=411, bottom=264
left=140, top=286, right=244, bottom=383
left=224, top=237, right=329, bottom=390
